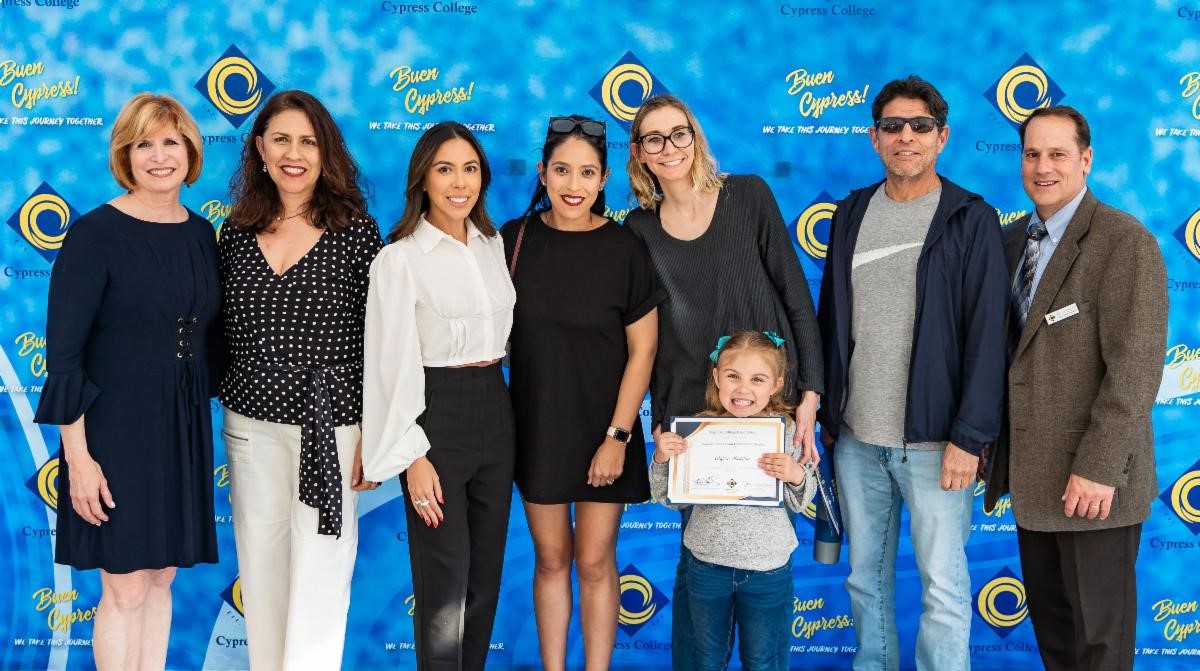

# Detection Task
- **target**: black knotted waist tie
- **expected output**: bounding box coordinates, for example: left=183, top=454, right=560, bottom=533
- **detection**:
left=250, top=359, right=359, bottom=538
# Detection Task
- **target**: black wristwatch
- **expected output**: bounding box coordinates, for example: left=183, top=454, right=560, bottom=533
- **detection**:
left=606, top=426, right=632, bottom=444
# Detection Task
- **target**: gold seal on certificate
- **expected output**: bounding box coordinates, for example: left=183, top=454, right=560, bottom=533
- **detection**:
left=665, top=416, right=786, bottom=506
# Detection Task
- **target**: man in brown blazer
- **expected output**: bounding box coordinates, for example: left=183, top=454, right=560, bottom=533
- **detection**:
left=984, top=105, right=1168, bottom=671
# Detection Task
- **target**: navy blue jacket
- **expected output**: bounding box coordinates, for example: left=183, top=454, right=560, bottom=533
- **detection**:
left=816, top=176, right=1007, bottom=456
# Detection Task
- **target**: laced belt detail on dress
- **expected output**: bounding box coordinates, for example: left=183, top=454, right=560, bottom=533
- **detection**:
left=175, top=316, right=203, bottom=425
left=176, top=316, right=198, bottom=359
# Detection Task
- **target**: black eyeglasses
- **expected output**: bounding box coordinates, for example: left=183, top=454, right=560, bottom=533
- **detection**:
left=549, top=116, right=606, bottom=138
left=874, top=116, right=942, bottom=134
left=637, top=126, right=695, bottom=154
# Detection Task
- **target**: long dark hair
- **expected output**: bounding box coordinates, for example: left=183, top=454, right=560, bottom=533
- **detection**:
left=388, top=121, right=495, bottom=243
left=227, top=90, right=370, bottom=233
left=520, top=114, right=608, bottom=222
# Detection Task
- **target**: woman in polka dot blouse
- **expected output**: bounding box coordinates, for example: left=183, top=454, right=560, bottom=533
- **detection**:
left=217, top=90, right=383, bottom=670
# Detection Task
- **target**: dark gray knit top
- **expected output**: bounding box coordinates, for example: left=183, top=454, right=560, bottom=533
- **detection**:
left=626, top=174, right=824, bottom=429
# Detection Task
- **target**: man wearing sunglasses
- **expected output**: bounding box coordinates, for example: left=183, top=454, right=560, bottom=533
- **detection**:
left=817, top=76, right=1008, bottom=671
left=984, top=106, right=1167, bottom=671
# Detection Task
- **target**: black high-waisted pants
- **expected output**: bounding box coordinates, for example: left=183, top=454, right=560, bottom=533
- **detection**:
left=402, top=363, right=515, bottom=671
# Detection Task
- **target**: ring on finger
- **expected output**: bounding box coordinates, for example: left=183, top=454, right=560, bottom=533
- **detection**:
left=415, top=499, right=430, bottom=507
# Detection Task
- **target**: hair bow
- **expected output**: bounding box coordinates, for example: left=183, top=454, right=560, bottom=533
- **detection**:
left=763, top=331, right=785, bottom=348
left=709, top=335, right=732, bottom=363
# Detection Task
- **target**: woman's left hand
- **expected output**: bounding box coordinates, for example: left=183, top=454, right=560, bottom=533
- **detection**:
left=588, top=438, right=626, bottom=487
left=759, top=452, right=808, bottom=486
left=794, top=390, right=820, bottom=466
left=351, top=439, right=380, bottom=492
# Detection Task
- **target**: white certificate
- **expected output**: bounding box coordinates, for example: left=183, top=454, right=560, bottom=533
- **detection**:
left=666, top=416, right=785, bottom=506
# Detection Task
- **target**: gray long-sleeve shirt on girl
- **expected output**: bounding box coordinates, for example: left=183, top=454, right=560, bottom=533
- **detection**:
left=650, top=420, right=817, bottom=571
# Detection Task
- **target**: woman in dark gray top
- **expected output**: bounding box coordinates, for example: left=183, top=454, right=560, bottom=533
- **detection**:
left=623, top=94, right=823, bottom=671
left=624, top=95, right=823, bottom=453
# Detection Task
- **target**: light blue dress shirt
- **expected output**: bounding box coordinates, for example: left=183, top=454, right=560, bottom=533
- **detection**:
left=1028, top=186, right=1088, bottom=296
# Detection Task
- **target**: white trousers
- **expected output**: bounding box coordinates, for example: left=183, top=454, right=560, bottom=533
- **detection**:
left=223, top=408, right=360, bottom=671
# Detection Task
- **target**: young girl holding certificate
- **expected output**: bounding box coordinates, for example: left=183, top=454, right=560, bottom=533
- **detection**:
left=651, top=330, right=816, bottom=671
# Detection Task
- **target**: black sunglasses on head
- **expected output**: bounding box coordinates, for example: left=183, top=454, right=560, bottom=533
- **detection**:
left=549, top=116, right=606, bottom=138
left=874, top=116, right=942, bottom=134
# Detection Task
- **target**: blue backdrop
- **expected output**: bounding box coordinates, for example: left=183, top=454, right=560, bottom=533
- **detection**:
left=2, top=1, right=1200, bottom=669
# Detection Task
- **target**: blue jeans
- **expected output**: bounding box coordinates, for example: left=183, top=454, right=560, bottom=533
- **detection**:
left=833, top=430, right=973, bottom=671
left=673, top=510, right=694, bottom=671
left=686, top=553, right=792, bottom=671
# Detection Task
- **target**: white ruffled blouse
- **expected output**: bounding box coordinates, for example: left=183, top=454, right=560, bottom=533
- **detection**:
left=361, top=217, right=515, bottom=481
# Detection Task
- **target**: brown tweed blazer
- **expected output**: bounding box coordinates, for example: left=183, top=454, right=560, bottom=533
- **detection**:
left=984, top=190, right=1167, bottom=532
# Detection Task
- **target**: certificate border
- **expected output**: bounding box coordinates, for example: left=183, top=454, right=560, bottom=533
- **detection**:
left=666, top=416, right=785, bottom=506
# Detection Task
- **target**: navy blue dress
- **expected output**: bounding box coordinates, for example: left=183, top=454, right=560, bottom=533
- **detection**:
left=35, top=204, right=220, bottom=573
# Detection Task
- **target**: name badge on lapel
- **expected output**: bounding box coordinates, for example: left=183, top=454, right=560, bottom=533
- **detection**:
left=1045, top=303, right=1080, bottom=325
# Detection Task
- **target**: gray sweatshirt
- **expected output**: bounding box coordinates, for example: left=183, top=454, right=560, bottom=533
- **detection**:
left=650, top=420, right=817, bottom=571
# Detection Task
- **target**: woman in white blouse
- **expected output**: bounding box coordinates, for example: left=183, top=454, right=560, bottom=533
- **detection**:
left=361, top=121, right=516, bottom=671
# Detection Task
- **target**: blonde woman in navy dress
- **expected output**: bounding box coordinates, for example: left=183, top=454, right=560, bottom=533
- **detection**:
left=218, top=90, right=382, bottom=670
left=35, top=93, right=218, bottom=671
left=362, top=121, right=516, bottom=671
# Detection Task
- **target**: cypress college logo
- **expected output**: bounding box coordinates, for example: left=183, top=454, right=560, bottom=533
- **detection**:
left=1160, top=459, right=1200, bottom=534
left=1175, top=208, right=1200, bottom=264
left=789, top=192, right=836, bottom=269
left=25, top=454, right=59, bottom=510
left=617, top=564, right=668, bottom=635
left=589, top=52, right=668, bottom=130
left=220, top=576, right=245, bottom=616
left=194, top=45, right=275, bottom=129
left=974, top=567, right=1028, bottom=637
left=984, top=53, right=1064, bottom=129
left=5, top=181, right=77, bottom=262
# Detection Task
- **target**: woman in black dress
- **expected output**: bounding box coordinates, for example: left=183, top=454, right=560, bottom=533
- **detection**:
left=502, top=115, right=662, bottom=671
left=35, top=93, right=218, bottom=671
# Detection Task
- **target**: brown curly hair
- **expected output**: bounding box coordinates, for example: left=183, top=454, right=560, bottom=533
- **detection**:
left=226, top=90, right=370, bottom=233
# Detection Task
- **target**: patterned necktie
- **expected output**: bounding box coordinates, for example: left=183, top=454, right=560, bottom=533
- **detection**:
left=1011, top=218, right=1050, bottom=338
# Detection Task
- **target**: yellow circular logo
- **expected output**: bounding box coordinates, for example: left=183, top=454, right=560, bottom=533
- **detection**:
left=36, top=457, right=59, bottom=509
left=601, top=63, right=653, bottom=122
left=231, top=577, right=244, bottom=615
left=206, top=56, right=263, bottom=117
left=1185, top=210, right=1200, bottom=263
left=18, top=194, right=70, bottom=252
left=618, top=573, right=657, bottom=626
left=1171, top=470, right=1200, bottom=524
left=995, top=64, right=1052, bottom=125
left=796, top=202, right=835, bottom=260
left=977, top=575, right=1028, bottom=628
left=801, top=501, right=817, bottom=521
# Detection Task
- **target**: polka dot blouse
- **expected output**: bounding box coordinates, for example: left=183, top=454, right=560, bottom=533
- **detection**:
left=218, top=215, right=383, bottom=536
